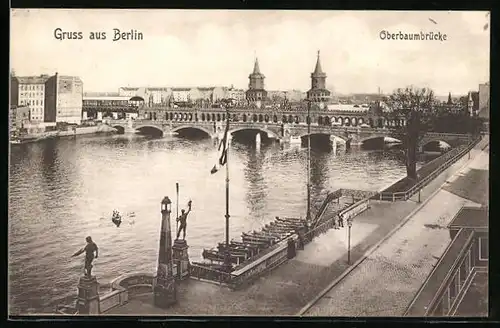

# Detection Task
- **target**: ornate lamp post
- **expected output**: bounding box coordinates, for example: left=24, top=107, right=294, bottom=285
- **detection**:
left=154, top=196, right=177, bottom=308
left=347, top=217, right=353, bottom=265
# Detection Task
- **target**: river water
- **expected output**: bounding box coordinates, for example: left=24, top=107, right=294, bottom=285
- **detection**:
left=9, top=133, right=414, bottom=314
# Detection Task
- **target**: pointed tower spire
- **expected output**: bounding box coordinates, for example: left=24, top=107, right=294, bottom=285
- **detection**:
left=253, top=57, right=261, bottom=75
left=447, top=92, right=452, bottom=105
left=313, top=50, right=324, bottom=75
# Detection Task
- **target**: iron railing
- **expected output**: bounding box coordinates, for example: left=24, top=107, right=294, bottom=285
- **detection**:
left=378, top=136, right=483, bottom=202
left=189, top=263, right=234, bottom=285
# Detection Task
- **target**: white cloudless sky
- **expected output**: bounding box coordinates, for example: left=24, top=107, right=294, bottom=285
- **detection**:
left=11, top=9, right=490, bottom=96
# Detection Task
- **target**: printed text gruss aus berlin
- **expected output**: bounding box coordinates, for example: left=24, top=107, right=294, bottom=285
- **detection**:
left=53, top=28, right=144, bottom=41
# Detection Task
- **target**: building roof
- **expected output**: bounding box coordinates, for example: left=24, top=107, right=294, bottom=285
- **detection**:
left=120, top=87, right=139, bottom=91
left=448, top=206, right=488, bottom=230
left=172, top=88, right=191, bottom=91
left=253, top=57, right=261, bottom=74
left=83, top=96, right=131, bottom=101
left=312, top=50, right=325, bottom=76
left=84, top=92, right=120, bottom=97
left=15, top=76, right=50, bottom=84
left=129, top=96, right=144, bottom=101
left=146, top=87, right=170, bottom=91
left=59, top=76, right=82, bottom=83
left=249, top=58, right=265, bottom=78
left=326, top=104, right=369, bottom=112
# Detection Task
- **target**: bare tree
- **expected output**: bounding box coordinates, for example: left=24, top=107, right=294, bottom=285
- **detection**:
left=387, top=86, right=436, bottom=181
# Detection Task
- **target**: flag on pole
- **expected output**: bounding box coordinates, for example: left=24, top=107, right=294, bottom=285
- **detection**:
left=211, top=117, right=230, bottom=174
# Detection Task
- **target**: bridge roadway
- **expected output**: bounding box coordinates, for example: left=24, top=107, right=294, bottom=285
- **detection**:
left=107, top=118, right=472, bottom=148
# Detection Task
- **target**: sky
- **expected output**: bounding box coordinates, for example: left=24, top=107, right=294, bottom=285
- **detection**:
left=11, top=9, right=490, bottom=96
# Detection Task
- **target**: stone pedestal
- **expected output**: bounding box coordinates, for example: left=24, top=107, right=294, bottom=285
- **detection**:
left=154, top=274, right=177, bottom=308
left=76, top=276, right=100, bottom=315
left=172, top=239, right=190, bottom=280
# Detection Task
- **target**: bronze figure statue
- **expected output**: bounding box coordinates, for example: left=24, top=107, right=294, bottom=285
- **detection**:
left=72, top=236, right=99, bottom=277
left=176, top=200, right=192, bottom=240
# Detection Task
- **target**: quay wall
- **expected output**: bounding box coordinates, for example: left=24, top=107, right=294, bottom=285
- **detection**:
left=99, top=272, right=156, bottom=313
left=15, top=124, right=116, bottom=144
left=56, top=271, right=164, bottom=314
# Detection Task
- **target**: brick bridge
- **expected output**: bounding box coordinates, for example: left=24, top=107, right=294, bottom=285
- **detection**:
left=108, top=115, right=471, bottom=149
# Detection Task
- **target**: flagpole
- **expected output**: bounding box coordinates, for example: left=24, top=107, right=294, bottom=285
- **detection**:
left=176, top=182, right=179, bottom=237
left=224, top=106, right=232, bottom=271
left=225, top=107, right=230, bottom=248
left=306, top=100, right=311, bottom=221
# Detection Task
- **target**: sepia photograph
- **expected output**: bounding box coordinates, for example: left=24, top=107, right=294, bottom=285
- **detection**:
left=9, top=9, right=489, bottom=317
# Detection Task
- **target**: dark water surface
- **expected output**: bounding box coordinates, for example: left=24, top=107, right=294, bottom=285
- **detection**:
left=9, top=133, right=410, bottom=314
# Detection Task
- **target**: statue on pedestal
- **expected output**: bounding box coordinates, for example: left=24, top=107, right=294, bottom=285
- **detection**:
left=72, top=236, right=99, bottom=277
left=176, top=200, right=192, bottom=240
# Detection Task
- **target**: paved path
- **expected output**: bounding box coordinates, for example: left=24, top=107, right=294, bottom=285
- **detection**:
left=107, top=138, right=488, bottom=316
left=301, top=139, right=489, bottom=316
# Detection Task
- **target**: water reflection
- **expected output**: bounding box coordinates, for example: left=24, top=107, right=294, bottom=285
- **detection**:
left=310, top=149, right=330, bottom=198
left=242, top=145, right=269, bottom=224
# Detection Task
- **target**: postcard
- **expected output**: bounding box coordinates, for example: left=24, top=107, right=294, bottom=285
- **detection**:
left=9, top=9, right=489, bottom=317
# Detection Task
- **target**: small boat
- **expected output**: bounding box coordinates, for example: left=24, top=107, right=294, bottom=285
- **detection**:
left=112, top=212, right=122, bottom=227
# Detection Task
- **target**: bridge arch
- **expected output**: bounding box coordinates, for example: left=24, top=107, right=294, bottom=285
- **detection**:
left=298, top=132, right=346, bottom=141
left=172, top=125, right=213, bottom=137
left=421, top=139, right=452, bottom=151
left=112, top=125, right=125, bottom=134
left=135, top=125, right=164, bottom=136
left=229, top=127, right=280, bottom=139
left=359, top=136, right=402, bottom=144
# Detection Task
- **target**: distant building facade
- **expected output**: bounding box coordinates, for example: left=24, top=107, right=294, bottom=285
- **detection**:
left=11, top=73, right=83, bottom=125
left=11, top=75, right=49, bottom=122
left=144, top=88, right=171, bottom=106
left=286, top=90, right=305, bottom=102
left=52, top=75, right=84, bottom=124
left=10, top=105, right=30, bottom=138
left=118, top=87, right=140, bottom=97
left=227, top=86, right=246, bottom=104
left=478, top=82, right=489, bottom=114
left=172, top=88, right=191, bottom=102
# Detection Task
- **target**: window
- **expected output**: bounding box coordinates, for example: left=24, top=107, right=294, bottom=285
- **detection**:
left=479, top=237, right=488, bottom=260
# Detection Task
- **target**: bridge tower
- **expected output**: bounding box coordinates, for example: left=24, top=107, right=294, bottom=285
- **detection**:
left=246, top=57, right=267, bottom=109
left=306, top=50, right=331, bottom=110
